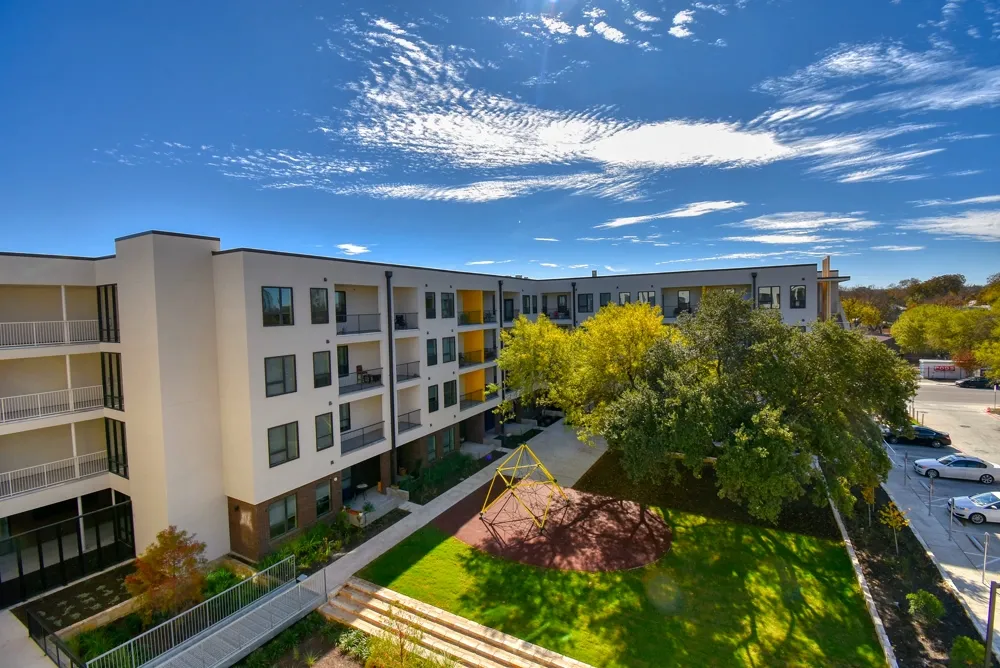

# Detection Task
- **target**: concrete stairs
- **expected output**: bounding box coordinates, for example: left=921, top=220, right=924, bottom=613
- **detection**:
left=321, top=577, right=592, bottom=668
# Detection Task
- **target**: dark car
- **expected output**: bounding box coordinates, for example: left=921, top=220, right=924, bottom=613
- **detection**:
left=955, top=376, right=994, bottom=389
left=885, top=425, right=952, bottom=448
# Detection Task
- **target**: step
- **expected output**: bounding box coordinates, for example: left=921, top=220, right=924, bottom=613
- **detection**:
left=344, top=578, right=592, bottom=668
left=335, top=589, right=544, bottom=668
left=320, top=603, right=461, bottom=666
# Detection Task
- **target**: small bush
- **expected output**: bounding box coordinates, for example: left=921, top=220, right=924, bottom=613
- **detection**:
left=950, top=635, right=984, bottom=666
left=338, top=628, right=372, bottom=662
left=202, top=565, right=244, bottom=598
left=907, top=589, right=945, bottom=623
left=257, top=511, right=360, bottom=572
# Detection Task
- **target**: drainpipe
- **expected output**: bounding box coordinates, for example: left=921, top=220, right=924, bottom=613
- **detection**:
left=384, top=271, right=398, bottom=485
left=498, top=279, right=505, bottom=444
left=571, top=281, right=577, bottom=327
left=751, top=272, right=758, bottom=309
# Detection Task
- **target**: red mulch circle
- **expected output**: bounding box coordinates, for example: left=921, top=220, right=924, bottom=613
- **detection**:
left=433, top=480, right=672, bottom=572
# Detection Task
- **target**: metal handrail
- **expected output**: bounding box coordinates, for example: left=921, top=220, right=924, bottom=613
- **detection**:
left=0, top=385, right=103, bottom=424
left=483, top=309, right=497, bottom=323
left=663, top=303, right=696, bottom=317
left=341, top=421, right=386, bottom=454
left=459, top=350, right=484, bottom=367
left=393, top=312, right=418, bottom=330
left=460, top=390, right=485, bottom=407
left=0, top=451, right=108, bottom=500
left=86, top=556, right=298, bottom=668
left=0, top=320, right=99, bottom=348
left=458, top=310, right=482, bottom=325
left=335, top=313, right=381, bottom=335
left=503, top=309, right=520, bottom=322
left=542, top=308, right=571, bottom=319
left=396, top=360, right=420, bottom=381
left=484, top=347, right=497, bottom=361
left=340, top=367, right=384, bottom=395
left=398, top=409, right=421, bottom=433
left=27, top=608, right=85, bottom=667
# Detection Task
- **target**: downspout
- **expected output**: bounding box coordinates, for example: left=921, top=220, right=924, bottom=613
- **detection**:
left=571, top=281, right=577, bottom=327
left=384, top=271, right=398, bottom=485
left=498, top=279, right=505, bottom=444
left=751, top=272, right=758, bottom=309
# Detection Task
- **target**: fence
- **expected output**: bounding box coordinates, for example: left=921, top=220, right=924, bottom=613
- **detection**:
left=0, top=451, right=108, bottom=499
left=395, top=360, right=419, bottom=381
left=458, top=310, right=482, bottom=325
left=398, top=409, right=421, bottom=433
left=459, top=350, right=483, bottom=367
left=341, top=421, right=386, bottom=454
left=27, top=609, right=85, bottom=668
left=0, top=385, right=103, bottom=424
left=393, top=312, right=418, bottom=330
left=336, top=313, right=380, bottom=335
left=0, top=320, right=99, bottom=348
left=87, top=556, right=298, bottom=668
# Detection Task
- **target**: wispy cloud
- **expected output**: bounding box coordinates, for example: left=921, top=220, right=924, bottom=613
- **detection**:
left=568, top=263, right=590, bottom=268
left=912, top=194, right=1000, bottom=207
left=899, top=210, right=1000, bottom=241
left=722, top=233, right=846, bottom=245
left=870, top=245, right=925, bottom=251
left=726, top=211, right=878, bottom=232
left=604, top=265, right=627, bottom=273
left=593, top=21, right=628, bottom=44
left=596, top=200, right=746, bottom=228
left=539, top=262, right=560, bottom=267
left=465, top=259, right=514, bottom=265
left=534, top=237, right=559, bottom=242
left=633, top=10, right=661, bottom=22
left=657, top=248, right=859, bottom=264
left=337, top=243, right=370, bottom=255
left=668, top=10, right=695, bottom=38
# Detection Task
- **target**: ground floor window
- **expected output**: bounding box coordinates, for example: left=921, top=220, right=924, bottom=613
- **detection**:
left=426, top=435, right=437, bottom=464
left=316, top=481, right=331, bottom=517
left=443, top=428, right=454, bottom=455
left=268, top=494, right=297, bottom=539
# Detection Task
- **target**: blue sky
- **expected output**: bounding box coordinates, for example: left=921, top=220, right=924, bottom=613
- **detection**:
left=1, top=0, right=998, bottom=286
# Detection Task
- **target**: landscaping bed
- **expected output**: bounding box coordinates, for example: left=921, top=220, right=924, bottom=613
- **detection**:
left=842, top=485, right=997, bottom=667
left=234, top=612, right=363, bottom=668
left=499, top=428, right=542, bottom=448
left=12, top=561, right=135, bottom=631
left=400, top=450, right=505, bottom=505
left=358, top=451, right=883, bottom=667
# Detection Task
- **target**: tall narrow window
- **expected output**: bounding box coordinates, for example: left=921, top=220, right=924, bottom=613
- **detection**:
left=599, top=292, right=611, bottom=307
left=531, top=295, right=538, bottom=314
left=442, top=337, right=456, bottom=363
left=262, top=287, right=294, bottom=326
left=790, top=285, right=807, bottom=309
left=105, top=418, right=128, bottom=478
left=264, top=355, right=296, bottom=397
left=503, top=298, right=515, bottom=321
left=541, top=295, right=548, bottom=314
left=677, top=290, right=690, bottom=308
left=426, top=339, right=438, bottom=366
left=267, top=422, right=299, bottom=467
left=522, top=295, right=530, bottom=314
left=578, top=293, right=594, bottom=313
left=618, top=292, right=631, bottom=305
left=316, top=413, right=334, bottom=451
left=96, top=284, right=120, bottom=343
left=315, top=481, right=332, bottom=517
left=337, top=345, right=349, bottom=377
left=268, top=494, right=297, bottom=539
left=339, top=403, right=351, bottom=431
left=441, top=292, right=455, bottom=318
left=101, top=352, right=124, bottom=410
left=637, top=291, right=655, bottom=306
left=426, top=435, right=437, bottom=463
left=443, top=428, right=455, bottom=454
left=310, top=288, right=329, bottom=324
left=334, top=290, right=347, bottom=323
left=425, top=292, right=437, bottom=319
left=313, top=351, right=331, bottom=388
left=758, top=286, right=781, bottom=309
left=428, top=385, right=439, bottom=413
left=444, top=380, right=457, bottom=407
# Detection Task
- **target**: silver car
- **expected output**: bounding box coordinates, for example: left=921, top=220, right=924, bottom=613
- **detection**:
left=914, top=455, right=1000, bottom=484
left=949, top=492, right=1000, bottom=524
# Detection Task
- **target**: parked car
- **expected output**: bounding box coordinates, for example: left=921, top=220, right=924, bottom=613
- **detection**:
left=884, top=425, right=952, bottom=447
left=948, top=492, right=1000, bottom=524
left=955, top=376, right=994, bottom=389
left=914, top=455, right=1000, bottom=484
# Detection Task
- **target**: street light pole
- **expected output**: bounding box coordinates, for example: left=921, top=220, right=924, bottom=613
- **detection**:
left=984, top=580, right=997, bottom=668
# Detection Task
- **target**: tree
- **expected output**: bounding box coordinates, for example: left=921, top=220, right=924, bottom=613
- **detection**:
left=842, top=298, right=882, bottom=330
left=125, top=526, right=207, bottom=623
left=598, top=290, right=916, bottom=522
left=892, top=304, right=997, bottom=361
left=907, top=274, right=966, bottom=303
left=861, top=486, right=875, bottom=528
left=879, top=501, right=909, bottom=556
left=974, top=340, right=1000, bottom=384
left=494, top=314, right=571, bottom=416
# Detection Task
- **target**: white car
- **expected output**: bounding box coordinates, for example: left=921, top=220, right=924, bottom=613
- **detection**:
left=949, top=492, right=1000, bottom=525
left=913, top=455, right=1000, bottom=484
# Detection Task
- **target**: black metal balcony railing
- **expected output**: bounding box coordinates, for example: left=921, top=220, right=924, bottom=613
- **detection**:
left=486, top=388, right=499, bottom=401
left=460, top=390, right=485, bottom=410
left=336, top=313, right=381, bottom=335
left=396, top=360, right=420, bottom=381
left=484, top=347, right=497, bottom=362
left=459, top=350, right=484, bottom=367
left=398, top=409, right=421, bottom=434
left=542, top=308, right=571, bottom=320
left=341, top=421, right=385, bottom=454
left=503, top=309, right=520, bottom=322
left=340, top=367, right=383, bottom=395
left=458, top=310, right=482, bottom=325
left=483, top=310, right=497, bottom=323
left=663, top=303, right=696, bottom=318
left=394, top=312, right=418, bottom=330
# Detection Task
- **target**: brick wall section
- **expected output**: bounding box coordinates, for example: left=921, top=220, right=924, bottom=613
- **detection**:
left=227, top=471, right=344, bottom=562
left=379, top=452, right=391, bottom=492
left=463, top=412, right=485, bottom=443
left=396, top=424, right=460, bottom=477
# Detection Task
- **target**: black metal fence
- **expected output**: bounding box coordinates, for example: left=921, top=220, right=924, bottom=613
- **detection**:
left=341, top=422, right=386, bottom=454
left=396, top=361, right=420, bottom=381
left=483, top=310, right=497, bottom=323
left=458, top=311, right=482, bottom=325
left=393, top=312, right=418, bottom=330
left=398, top=409, right=421, bottom=433
left=336, top=313, right=380, bottom=335
left=503, top=308, right=520, bottom=322
left=0, top=501, right=135, bottom=608
left=459, top=350, right=483, bottom=367
left=26, top=608, right=85, bottom=667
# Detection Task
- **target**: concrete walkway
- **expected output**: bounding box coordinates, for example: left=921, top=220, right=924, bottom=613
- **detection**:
left=0, top=610, right=49, bottom=668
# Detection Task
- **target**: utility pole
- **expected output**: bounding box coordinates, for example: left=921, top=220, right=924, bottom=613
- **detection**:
left=985, top=580, right=997, bottom=668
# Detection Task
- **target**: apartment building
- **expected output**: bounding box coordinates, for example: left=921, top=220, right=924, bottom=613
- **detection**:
left=0, top=230, right=847, bottom=605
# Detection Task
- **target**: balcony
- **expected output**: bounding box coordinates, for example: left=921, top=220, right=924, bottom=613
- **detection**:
left=484, top=347, right=497, bottom=362
left=486, top=388, right=499, bottom=401
left=398, top=409, right=421, bottom=434
left=663, top=303, right=696, bottom=318
left=458, top=311, right=482, bottom=326
left=396, top=361, right=420, bottom=382
left=458, top=350, right=483, bottom=368
left=483, top=310, right=497, bottom=324
left=503, top=309, right=520, bottom=323
left=0, top=386, right=103, bottom=424
left=339, top=367, right=384, bottom=396
left=0, top=320, right=99, bottom=349
left=341, top=421, right=386, bottom=454
left=393, top=312, right=418, bottom=331
left=460, top=390, right=485, bottom=411
left=542, top=308, right=571, bottom=320
left=0, top=451, right=108, bottom=500
left=336, top=314, right=381, bottom=335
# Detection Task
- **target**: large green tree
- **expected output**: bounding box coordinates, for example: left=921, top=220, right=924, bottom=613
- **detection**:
left=892, top=303, right=998, bottom=368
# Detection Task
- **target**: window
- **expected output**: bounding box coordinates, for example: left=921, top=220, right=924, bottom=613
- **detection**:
left=425, top=291, right=436, bottom=319
left=310, top=288, right=329, bottom=324
left=541, top=295, right=548, bottom=314
left=503, top=298, right=515, bottom=321
left=442, top=337, right=456, bottom=363
left=426, top=435, right=437, bottom=464
left=638, top=291, right=655, bottom=306
left=532, top=295, right=538, bottom=314
left=758, top=286, right=781, bottom=309
left=619, top=292, right=631, bottom=305
left=522, top=295, right=531, bottom=314
left=678, top=290, right=690, bottom=307
left=265, top=355, right=296, bottom=397
left=262, top=287, right=294, bottom=326
left=339, top=404, right=351, bottom=432
left=790, top=285, right=807, bottom=309
left=337, top=345, right=349, bottom=377
left=267, top=422, right=299, bottom=467
left=101, top=352, right=124, bottom=410
left=444, top=380, right=457, bottom=407
left=443, top=428, right=454, bottom=455
left=441, top=292, right=455, bottom=318
left=97, top=284, right=120, bottom=343
left=578, top=293, right=594, bottom=313
left=334, top=290, right=347, bottom=322
left=428, top=385, right=439, bottom=413
left=599, top=292, right=611, bottom=308
left=313, top=351, right=331, bottom=388
left=316, top=413, right=334, bottom=451
left=268, top=494, right=297, bottom=539
left=315, top=481, right=332, bottom=517
left=105, top=418, right=128, bottom=478
left=427, top=338, right=438, bottom=366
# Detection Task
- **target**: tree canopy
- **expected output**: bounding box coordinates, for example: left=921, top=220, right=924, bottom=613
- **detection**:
left=125, top=526, right=207, bottom=623
left=842, top=298, right=883, bottom=330
left=891, top=303, right=998, bottom=370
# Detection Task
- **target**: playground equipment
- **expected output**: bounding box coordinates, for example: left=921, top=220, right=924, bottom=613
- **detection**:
left=480, top=444, right=569, bottom=531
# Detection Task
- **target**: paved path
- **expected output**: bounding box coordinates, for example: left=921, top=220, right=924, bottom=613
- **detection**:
left=0, top=610, right=49, bottom=668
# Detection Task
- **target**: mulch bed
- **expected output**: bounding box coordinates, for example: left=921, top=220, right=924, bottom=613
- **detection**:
left=842, top=486, right=998, bottom=667
left=433, top=480, right=671, bottom=572
left=12, top=561, right=135, bottom=630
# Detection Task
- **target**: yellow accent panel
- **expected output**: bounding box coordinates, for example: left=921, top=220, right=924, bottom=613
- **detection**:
left=460, top=329, right=484, bottom=352
left=460, top=368, right=485, bottom=396
left=457, top=289, right=483, bottom=314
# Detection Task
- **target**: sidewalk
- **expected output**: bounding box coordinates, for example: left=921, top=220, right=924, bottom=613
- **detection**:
left=0, top=610, right=49, bottom=668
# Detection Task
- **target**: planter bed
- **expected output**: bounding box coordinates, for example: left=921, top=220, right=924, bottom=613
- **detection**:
left=12, top=561, right=135, bottom=632
left=401, top=450, right=505, bottom=505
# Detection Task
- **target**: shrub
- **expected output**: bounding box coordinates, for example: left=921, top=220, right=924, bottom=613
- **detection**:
left=257, top=511, right=359, bottom=572
left=363, top=501, right=376, bottom=513
left=402, top=453, right=480, bottom=504
left=202, top=565, right=244, bottom=598
left=338, top=628, right=372, bottom=662
left=950, top=635, right=984, bottom=666
left=125, top=526, right=207, bottom=623
left=907, top=589, right=945, bottom=623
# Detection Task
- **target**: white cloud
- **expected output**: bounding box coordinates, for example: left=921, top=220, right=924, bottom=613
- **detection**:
left=569, top=263, right=591, bottom=268
left=534, top=237, right=560, bottom=242
left=668, top=10, right=695, bottom=38
left=575, top=24, right=591, bottom=37
left=723, top=234, right=847, bottom=244
left=583, top=7, right=606, bottom=19
left=596, top=200, right=746, bottom=228
left=870, top=245, right=925, bottom=251
left=693, top=2, right=728, bottom=15
left=465, top=259, right=514, bottom=265
left=337, top=243, right=370, bottom=255
left=540, top=15, right=574, bottom=35
left=604, top=265, right=627, bottom=273
left=656, top=249, right=859, bottom=264
left=540, top=262, right=560, bottom=267
left=899, top=209, right=1000, bottom=241
left=593, top=22, right=628, bottom=44
left=913, top=194, right=1000, bottom=207
left=633, top=10, right=661, bottom=22
left=729, top=211, right=878, bottom=232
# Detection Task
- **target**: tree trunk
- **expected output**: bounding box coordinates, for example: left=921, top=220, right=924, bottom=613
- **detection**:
left=893, top=528, right=899, bottom=556
left=867, top=504, right=871, bottom=529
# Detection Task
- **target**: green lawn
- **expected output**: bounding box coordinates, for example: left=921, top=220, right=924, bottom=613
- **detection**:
left=358, top=454, right=883, bottom=667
